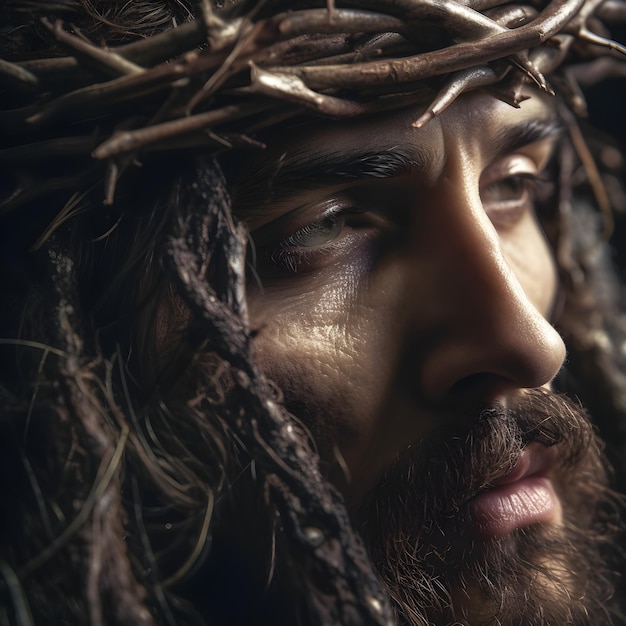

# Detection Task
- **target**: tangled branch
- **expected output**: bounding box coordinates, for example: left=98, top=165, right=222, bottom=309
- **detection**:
left=164, top=159, right=394, bottom=625
left=1, top=2, right=626, bottom=625
left=1, top=0, right=625, bottom=215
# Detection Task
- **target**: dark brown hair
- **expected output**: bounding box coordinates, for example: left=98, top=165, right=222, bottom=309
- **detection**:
left=1, top=1, right=626, bottom=624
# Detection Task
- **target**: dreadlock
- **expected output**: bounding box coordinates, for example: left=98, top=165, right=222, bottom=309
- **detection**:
left=1, top=1, right=626, bottom=624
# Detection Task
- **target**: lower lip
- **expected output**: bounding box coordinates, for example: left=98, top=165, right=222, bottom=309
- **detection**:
left=466, top=476, right=561, bottom=537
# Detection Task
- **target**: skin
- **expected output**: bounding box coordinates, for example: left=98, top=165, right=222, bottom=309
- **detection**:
left=234, top=90, right=567, bottom=510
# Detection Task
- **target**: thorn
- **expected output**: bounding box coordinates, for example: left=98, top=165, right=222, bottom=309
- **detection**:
left=579, top=28, right=626, bottom=56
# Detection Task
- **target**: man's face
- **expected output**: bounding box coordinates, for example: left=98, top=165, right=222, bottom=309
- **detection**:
left=231, top=91, right=614, bottom=623
left=237, top=91, right=564, bottom=493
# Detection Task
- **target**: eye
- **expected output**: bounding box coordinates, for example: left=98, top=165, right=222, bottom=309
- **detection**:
left=481, top=174, right=533, bottom=205
left=251, top=202, right=389, bottom=277
left=480, top=154, right=548, bottom=227
left=285, top=214, right=346, bottom=248
left=264, top=210, right=360, bottom=274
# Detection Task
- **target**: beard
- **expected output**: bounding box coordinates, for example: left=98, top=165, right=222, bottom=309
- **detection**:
left=354, top=389, right=622, bottom=626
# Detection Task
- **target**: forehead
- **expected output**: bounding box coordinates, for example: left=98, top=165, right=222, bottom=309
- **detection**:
left=272, top=90, right=554, bottom=162
left=231, top=90, right=558, bottom=208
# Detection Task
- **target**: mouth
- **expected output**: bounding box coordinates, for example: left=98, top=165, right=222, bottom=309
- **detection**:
left=464, top=443, right=562, bottom=537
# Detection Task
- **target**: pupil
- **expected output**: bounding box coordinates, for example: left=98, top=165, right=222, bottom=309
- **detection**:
left=499, top=177, right=525, bottom=201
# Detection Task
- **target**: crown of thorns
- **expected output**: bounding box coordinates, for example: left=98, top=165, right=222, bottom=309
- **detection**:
left=1, top=0, right=625, bottom=215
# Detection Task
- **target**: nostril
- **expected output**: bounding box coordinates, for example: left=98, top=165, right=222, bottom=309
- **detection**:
left=449, top=372, right=519, bottom=408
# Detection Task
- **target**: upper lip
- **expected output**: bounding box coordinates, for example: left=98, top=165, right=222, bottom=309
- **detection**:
left=491, top=442, right=559, bottom=487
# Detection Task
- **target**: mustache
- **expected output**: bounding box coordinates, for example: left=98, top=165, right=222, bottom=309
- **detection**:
left=356, top=387, right=606, bottom=540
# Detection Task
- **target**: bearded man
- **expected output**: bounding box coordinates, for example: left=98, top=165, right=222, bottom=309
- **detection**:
left=1, top=1, right=626, bottom=625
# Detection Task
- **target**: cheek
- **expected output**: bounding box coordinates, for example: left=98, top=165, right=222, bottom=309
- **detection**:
left=501, top=215, right=557, bottom=317
left=247, top=266, right=389, bottom=450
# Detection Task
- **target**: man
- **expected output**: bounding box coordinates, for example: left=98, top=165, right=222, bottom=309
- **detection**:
left=1, top=1, right=626, bottom=625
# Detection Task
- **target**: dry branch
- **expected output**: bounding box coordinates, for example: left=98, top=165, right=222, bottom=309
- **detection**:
left=1, top=0, right=625, bottom=218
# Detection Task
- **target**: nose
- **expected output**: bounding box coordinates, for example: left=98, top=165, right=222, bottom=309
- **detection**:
left=410, top=190, right=566, bottom=408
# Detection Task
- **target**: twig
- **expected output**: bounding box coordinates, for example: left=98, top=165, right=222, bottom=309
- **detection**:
left=0, top=137, right=99, bottom=164
left=194, top=0, right=224, bottom=31
left=277, top=9, right=406, bottom=38
left=13, top=21, right=207, bottom=93
left=42, top=18, right=145, bottom=78
left=252, top=33, right=355, bottom=67
left=578, top=27, right=626, bottom=55
left=485, top=4, right=538, bottom=27
left=25, top=63, right=187, bottom=127
left=0, top=58, right=38, bottom=91
left=249, top=63, right=368, bottom=117
left=186, top=18, right=260, bottom=112
left=92, top=102, right=272, bottom=159
left=272, top=0, right=586, bottom=90
left=412, top=64, right=504, bottom=128
left=342, top=0, right=551, bottom=89
left=165, top=162, right=393, bottom=625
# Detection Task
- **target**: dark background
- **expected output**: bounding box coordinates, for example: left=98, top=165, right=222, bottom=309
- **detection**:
left=584, top=22, right=626, bottom=274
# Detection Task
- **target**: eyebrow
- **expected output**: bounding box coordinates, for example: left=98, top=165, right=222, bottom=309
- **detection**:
left=235, top=144, right=433, bottom=209
left=234, top=117, right=564, bottom=211
left=492, top=117, right=564, bottom=158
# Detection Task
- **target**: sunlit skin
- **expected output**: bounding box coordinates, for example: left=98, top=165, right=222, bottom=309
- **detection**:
left=234, top=90, right=567, bottom=515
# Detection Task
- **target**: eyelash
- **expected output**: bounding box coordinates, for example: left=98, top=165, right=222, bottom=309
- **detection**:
left=481, top=171, right=553, bottom=225
left=255, top=168, right=554, bottom=276
left=264, top=209, right=363, bottom=274
left=267, top=246, right=324, bottom=273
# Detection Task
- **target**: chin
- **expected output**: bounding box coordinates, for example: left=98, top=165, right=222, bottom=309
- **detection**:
left=352, top=390, right=622, bottom=626
left=368, top=518, right=618, bottom=626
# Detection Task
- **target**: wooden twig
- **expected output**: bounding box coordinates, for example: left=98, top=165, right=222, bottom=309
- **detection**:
left=271, top=0, right=586, bottom=90
left=193, top=0, right=226, bottom=35
left=0, top=0, right=623, bottom=210
left=277, top=9, right=406, bottom=38
left=186, top=18, right=260, bottom=112
left=0, top=137, right=99, bottom=165
left=165, top=162, right=394, bottom=625
left=339, top=0, right=553, bottom=89
left=25, top=63, right=188, bottom=128
left=252, top=33, right=354, bottom=67
left=92, top=102, right=272, bottom=159
left=249, top=63, right=368, bottom=116
left=15, top=20, right=208, bottom=93
left=528, top=33, right=573, bottom=77
left=412, top=64, right=504, bottom=128
left=578, top=27, right=626, bottom=55
left=0, top=58, right=38, bottom=91
left=486, top=4, right=538, bottom=27
left=42, top=18, right=145, bottom=78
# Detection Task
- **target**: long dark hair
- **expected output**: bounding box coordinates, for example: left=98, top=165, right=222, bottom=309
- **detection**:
left=1, top=1, right=626, bottom=624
